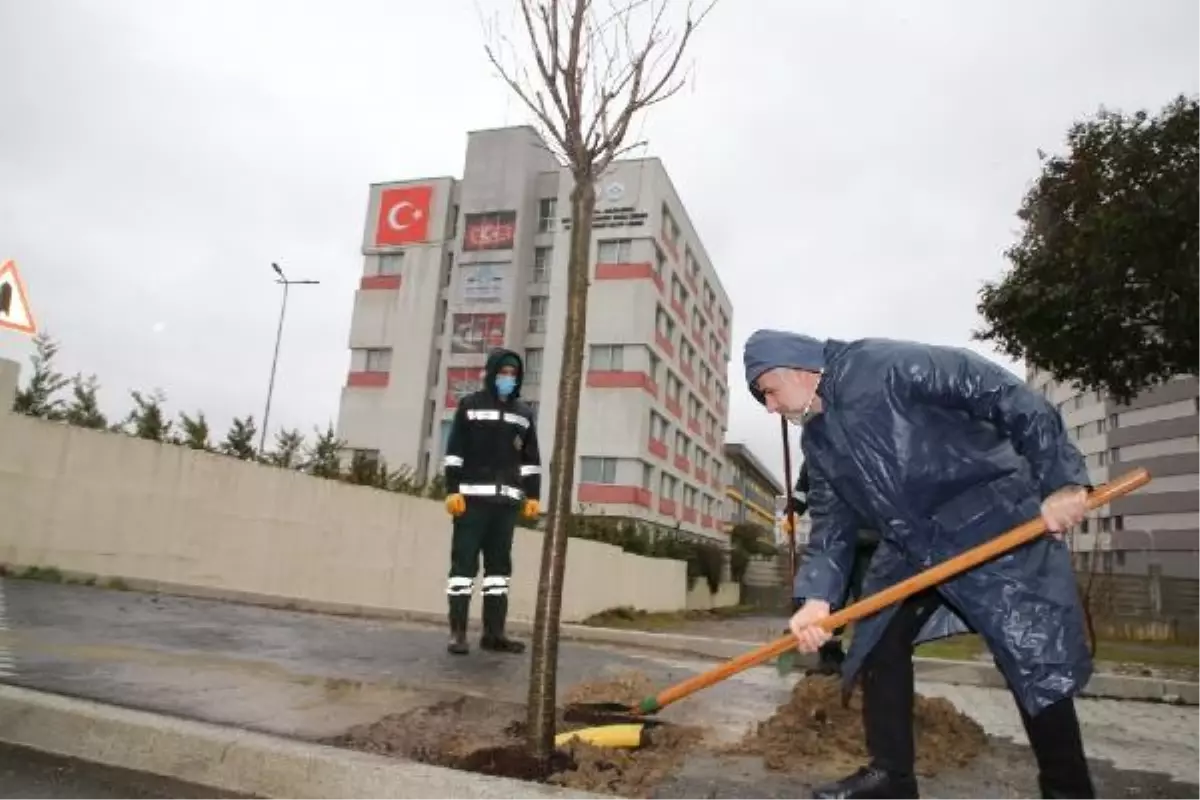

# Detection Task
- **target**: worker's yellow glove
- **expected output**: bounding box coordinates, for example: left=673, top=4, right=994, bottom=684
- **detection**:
left=522, top=498, right=540, bottom=519
left=445, top=493, right=466, bottom=517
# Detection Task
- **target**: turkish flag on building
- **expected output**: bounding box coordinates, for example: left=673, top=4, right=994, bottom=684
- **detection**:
left=375, top=185, right=433, bottom=246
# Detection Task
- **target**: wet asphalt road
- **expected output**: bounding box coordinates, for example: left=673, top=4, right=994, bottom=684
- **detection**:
left=0, top=742, right=247, bottom=799
left=0, top=577, right=1195, bottom=798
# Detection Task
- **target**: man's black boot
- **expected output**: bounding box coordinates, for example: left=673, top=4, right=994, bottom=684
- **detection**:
left=447, top=594, right=470, bottom=655
left=811, top=766, right=919, bottom=799
left=481, top=594, right=525, bottom=654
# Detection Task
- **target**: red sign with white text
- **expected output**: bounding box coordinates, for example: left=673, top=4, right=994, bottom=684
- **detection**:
left=375, top=185, right=433, bottom=246
left=462, top=211, right=517, bottom=251
left=445, top=367, right=483, bottom=409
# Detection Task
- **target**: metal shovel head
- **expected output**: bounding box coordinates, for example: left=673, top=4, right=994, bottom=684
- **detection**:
left=562, top=702, right=664, bottom=727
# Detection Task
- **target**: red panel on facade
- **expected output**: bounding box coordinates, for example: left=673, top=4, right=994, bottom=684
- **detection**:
left=688, top=418, right=702, bottom=435
left=649, top=439, right=669, bottom=459
left=348, top=371, right=389, bottom=388
left=360, top=275, right=402, bottom=290
left=595, top=262, right=654, bottom=281
left=674, top=455, right=690, bottom=472
left=578, top=484, right=638, bottom=504
left=656, top=335, right=674, bottom=358
left=682, top=508, right=697, bottom=523
left=701, top=514, right=713, bottom=529
left=586, top=371, right=653, bottom=393
left=696, top=468, right=708, bottom=483
left=659, top=498, right=677, bottom=516
left=666, top=398, right=683, bottom=419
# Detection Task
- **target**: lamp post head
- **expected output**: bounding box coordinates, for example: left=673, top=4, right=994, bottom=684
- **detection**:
left=272, top=262, right=285, bottom=279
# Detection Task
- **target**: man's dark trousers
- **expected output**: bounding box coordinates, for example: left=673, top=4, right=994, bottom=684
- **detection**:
left=860, top=589, right=1094, bottom=798
left=448, top=499, right=518, bottom=640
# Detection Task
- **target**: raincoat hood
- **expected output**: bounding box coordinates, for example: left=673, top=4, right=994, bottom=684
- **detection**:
left=484, top=347, right=524, bottom=400
left=743, top=329, right=830, bottom=405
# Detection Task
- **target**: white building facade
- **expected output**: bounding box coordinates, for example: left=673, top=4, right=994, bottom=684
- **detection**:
left=336, top=126, right=735, bottom=540
left=1028, top=369, right=1199, bottom=578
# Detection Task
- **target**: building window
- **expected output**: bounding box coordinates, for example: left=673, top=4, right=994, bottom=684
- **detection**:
left=364, top=348, right=392, bottom=372
left=1109, top=413, right=1120, bottom=429
left=589, top=344, right=624, bottom=371
left=718, top=308, right=728, bottom=331
left=675, top=432, right=689, bottom=459
left=647, top=349, right=661, bottom=384
left=685, top=248, right=700, bottom=281
left=654, top=246, right=666, bottom=277
left=650, top=410, right=669, bottom=441
left=581, top=456, right=618, bottom=484
left=684, top=485, right=697, bottom=509
left=671, top=275, right=688, bottom=306
left=377, top=254, right=403, bottom=276
left=532, top=246, right=552, bottom=283
left=667, top=374, right=683, bottom=403
left=703, top=281, right=715, bottom=309
left=528, top=296, right=548, bottom=333
left=687, top=394, right=700, bottom=419
left=661, top=203, right=679, bottom=244
left=538, top=197, right=557, bottom=233
left=597, top=238, right=633, bottom=263
left=524, top=348, right=544, bottom=384
left=655, top=306, right=676, bottom=342
left=642, top=462, right=654, bottom=489
left=696, top=450, right=708, bottom=473
left=660, top=472, right=676, bottom=501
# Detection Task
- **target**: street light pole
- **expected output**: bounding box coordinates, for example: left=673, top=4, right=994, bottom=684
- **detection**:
left=260, top=262, right=319, bottom=454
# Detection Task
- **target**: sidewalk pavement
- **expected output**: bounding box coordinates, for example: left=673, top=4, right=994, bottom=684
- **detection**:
left=0, top=578, right=1195, bottom=797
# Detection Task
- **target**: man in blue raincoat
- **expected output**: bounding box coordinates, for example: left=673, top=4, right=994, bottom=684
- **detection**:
left=745, top=330, right=1095, bottom=800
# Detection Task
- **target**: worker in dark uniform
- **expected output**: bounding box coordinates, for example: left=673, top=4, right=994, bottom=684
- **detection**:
left=441, top=348, right=541, bottom=656
left=787, top=462, right=879, bottom=675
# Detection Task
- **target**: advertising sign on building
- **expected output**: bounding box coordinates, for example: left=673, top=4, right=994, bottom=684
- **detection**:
left=462, top=211, right=517, bottom=251
left=375, top=185, right=433, bottom=247
left=458, top=262, right=510, bottom=305
left=450, top=313, right=507, bottom=355
left=445, top=367, right=483, bottom=409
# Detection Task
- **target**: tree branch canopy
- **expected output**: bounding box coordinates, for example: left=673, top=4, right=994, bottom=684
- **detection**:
left=484, top=0, right=715, bottom=176
left=975, top=94, right=1199, bottom=403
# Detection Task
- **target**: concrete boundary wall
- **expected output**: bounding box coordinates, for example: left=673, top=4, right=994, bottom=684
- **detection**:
left=0, top=410, right=690, bottom=623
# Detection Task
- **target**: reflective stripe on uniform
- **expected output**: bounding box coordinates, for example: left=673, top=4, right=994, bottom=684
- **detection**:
left=443, top=455, right=464, bottom=467
left=467, top=409, right=502, bottom=421
left=459, top=484, right=525, bottom=501
left=504, top=413, right=529, bottom=429
left=481, top=575, right=510, bottom=596
left=446, top=576, right=473, bottom=596
left=519, top=465, right=540, bottom=476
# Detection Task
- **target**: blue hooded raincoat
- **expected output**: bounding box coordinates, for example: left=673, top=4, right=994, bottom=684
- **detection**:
left=745, top=331, right=1094, bottom=717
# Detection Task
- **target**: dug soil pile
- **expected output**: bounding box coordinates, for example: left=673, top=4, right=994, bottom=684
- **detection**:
left=731, top=676, right=989, bottom=778
left=325, top=672, right=701, bottom=798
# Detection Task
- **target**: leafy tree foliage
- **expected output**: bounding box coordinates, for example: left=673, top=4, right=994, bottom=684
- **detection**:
left=13, top=332, right=68, bottom=419
left=976, top=95, right=1198, bottom=402
left=64, top=374, right=107, bottom=429
left=220, top=416, right=258, bottom=460
left=126, top=390, right=171, bottom=442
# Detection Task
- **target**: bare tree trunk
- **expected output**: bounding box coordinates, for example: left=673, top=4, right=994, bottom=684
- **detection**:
left=526, top=173, right=596, bottom=762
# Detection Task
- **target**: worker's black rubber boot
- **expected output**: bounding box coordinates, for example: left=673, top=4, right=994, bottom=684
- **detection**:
left=811, top=766, right=919, bottom=799
left=447, top=595, right=470, bottom=655
left=480, top=595, right=525, bottom=654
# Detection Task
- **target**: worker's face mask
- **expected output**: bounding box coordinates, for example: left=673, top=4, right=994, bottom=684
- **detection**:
left=494, top=374, right=517, bottom=398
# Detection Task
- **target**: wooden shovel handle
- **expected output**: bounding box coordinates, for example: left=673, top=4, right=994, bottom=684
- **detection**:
left=646, top=469, right=1150, bottom=714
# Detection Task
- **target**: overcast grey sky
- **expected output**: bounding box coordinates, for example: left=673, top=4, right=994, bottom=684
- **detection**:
left=2, top=0, right=1196, bottom=482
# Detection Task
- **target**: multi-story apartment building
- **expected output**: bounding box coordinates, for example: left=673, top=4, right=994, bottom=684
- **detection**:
left=723, top=442, right=785, bottom=532
left=336, top=126, right=735, bottom=540
left=1028, top=369, right=1199, bottom=578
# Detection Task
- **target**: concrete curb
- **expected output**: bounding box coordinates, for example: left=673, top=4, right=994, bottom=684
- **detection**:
left=0, top=685, right=601, bottom=799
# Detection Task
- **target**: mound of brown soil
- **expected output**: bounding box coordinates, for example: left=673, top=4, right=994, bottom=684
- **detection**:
left=324, top=676, right=701, bottom=798
left=563, top=670, right=656, bottom=707
left=731, top=676, right=989, bottom=778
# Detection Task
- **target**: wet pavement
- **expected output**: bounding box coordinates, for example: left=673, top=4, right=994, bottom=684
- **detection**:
left=0, top=578, right=1195, bottom=797
left=0, top=741, right=248, bottom=799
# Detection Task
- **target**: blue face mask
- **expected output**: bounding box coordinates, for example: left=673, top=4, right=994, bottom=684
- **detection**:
left=495, top=374, right=517, bottom=398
